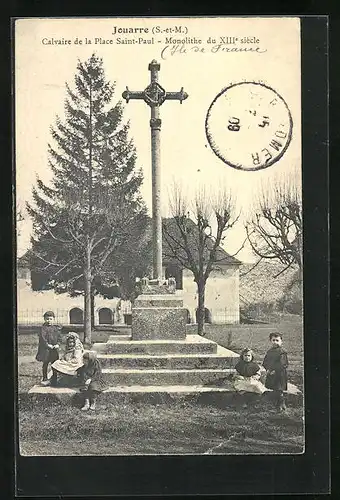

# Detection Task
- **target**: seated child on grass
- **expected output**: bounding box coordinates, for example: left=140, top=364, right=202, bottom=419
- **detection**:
left=76, top=351, right=107, bottom=411
left=233, top=348, right=266, bottom=394
left=51, top=332, right=84, bottom=386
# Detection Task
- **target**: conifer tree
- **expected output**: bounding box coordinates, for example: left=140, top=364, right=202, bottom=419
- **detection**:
left=27, top=54, right=148, bottom=344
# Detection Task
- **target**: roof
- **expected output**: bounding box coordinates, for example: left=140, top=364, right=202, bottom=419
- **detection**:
left=239, top=260, right=300, bottom=304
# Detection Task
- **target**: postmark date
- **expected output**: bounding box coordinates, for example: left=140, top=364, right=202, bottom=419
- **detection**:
left=205, top=81, right=293, bottom=171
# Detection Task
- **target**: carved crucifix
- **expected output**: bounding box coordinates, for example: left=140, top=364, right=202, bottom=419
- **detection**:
left=122, top=59, right=188, bottom=281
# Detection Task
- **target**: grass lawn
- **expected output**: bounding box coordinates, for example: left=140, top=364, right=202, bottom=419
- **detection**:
left=19, top=401, right=304, bottom=456
left=17, top=315, right=304, bottom=456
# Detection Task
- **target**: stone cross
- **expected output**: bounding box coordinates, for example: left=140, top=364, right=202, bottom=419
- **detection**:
left=122, top=60, right=188, bottom=281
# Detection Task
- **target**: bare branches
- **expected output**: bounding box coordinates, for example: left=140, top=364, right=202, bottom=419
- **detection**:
left=246, top=172, right=302, bottom=273
left=168, top=180, right=189, bottom=219
left=228, top=235, right=249, bottom=258
left=239, top=257, right=263, bottom=278
left=163, top=218, right=199, bottom=277
left=165, top=182, right=237, bottom=335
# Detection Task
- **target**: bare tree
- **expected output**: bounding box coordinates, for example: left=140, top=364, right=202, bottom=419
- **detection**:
left=245, top=174, right=302, bottom=280
left=163, top=184, right=238, bottom=336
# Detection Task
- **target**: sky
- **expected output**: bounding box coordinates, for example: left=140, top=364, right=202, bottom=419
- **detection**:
left=15, top=17, right=301, bottom=262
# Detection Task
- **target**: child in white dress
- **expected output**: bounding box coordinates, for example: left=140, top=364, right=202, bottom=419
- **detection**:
left=51, top=332, right=84, bottom=386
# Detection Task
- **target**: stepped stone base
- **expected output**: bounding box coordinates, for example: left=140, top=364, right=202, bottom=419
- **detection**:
left=101, top=367, right=235, bottom=386
left=28, top=318, right=249, bottom=402
left=97, top=347, right=239, bottom=370
left=26, top=313, right=304, bottom=408
left=92, top=334, right=218, bottom=355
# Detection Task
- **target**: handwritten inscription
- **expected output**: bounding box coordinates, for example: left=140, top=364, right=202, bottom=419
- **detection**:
left=161, top=43, right=266, bottom=60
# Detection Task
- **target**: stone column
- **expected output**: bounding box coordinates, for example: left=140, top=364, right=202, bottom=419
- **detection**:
left=149, top=64, right=162, bottom=281
left=122, top=60, right=188, bottom=282
left=150, top=109, right=162, bottom=281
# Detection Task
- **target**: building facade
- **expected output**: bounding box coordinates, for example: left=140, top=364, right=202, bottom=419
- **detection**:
left=17, top=252, right=240, bottom=326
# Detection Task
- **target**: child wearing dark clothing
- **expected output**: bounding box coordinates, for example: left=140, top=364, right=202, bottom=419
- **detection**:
left=35, top=311, right=62, bottom=386
left=263, top=332, right=289, bottom=412
left=76, top=351, right=107, bottom=411
left=233, top=348, right=266, bottom=394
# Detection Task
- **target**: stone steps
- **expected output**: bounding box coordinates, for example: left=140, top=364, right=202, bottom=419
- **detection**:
left=97, top=346, right=238, bottom=370
left=101, top=367, right=235, bottom=386
left=25, top=384, right=303, bottom=407
left=94, top=325, right=131, bottom=332
left=92, top=334, right=218, bottom=355
left=28, top=384, right=231, bottom=396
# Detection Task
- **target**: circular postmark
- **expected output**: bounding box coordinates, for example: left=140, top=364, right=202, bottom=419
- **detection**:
left=205, top=82, right=293, bottom=171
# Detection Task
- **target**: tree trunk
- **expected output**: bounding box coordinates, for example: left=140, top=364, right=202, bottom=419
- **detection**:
left=84, top=239, right=92, bottom=345
left=197, top=280, right=206, bottom=336
left=84, top=81, right=93, bottom=346
left=91, top=287, right=95, bottom=329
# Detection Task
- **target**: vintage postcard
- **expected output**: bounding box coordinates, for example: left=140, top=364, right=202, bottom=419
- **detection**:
left=15, top=17, right=304, bottom=458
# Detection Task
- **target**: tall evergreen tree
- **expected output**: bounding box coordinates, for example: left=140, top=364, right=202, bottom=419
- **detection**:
left=27, top=54, right=148, bottom=344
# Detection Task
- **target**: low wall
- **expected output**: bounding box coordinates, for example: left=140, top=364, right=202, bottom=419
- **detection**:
left=19, top=323, right=275, bottom=336
left=185, top=323, right=276, bottom=336
left=17, top=325, right=84, bottom=335
left=17, top=324, right=130, bottom=336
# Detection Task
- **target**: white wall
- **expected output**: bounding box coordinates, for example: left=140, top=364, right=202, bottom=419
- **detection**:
left=179, top=265, right=240, bottom=324
left=17, top=264, right=240, bottom=325
left=16, top=277, right=128, bottom=325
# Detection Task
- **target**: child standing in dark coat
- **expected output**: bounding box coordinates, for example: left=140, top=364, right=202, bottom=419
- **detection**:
left=76, top=351, right=107, bottom=411
left=35, top=311, right=62, bottom=386
left=263, top=332, right=289, bottom=412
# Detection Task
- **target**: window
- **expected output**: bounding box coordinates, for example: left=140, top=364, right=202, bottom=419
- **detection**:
left=69, top=308, right=83, bottom=324
left=98, top=308, right=113, bottom=325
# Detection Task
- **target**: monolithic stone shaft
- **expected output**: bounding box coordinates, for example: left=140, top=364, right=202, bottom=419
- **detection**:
left=149, top=60, right=162, bottom=280
left=150, top=105, right=162, bottom=280
left=122, top=60, right=188, bottom=282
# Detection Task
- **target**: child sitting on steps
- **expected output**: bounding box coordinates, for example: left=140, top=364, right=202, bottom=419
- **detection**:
left=50, top=332, right=84, bottom=386
left=233, top=348, right=266, bottom=394
left=76, top=351, right=107, bottom=411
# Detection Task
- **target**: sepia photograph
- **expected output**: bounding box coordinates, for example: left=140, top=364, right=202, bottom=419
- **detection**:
left=15, top=17, right=304, bottom=457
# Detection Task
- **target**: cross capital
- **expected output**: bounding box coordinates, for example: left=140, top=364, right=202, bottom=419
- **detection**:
left=122, top=59, right=188, bottom=108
